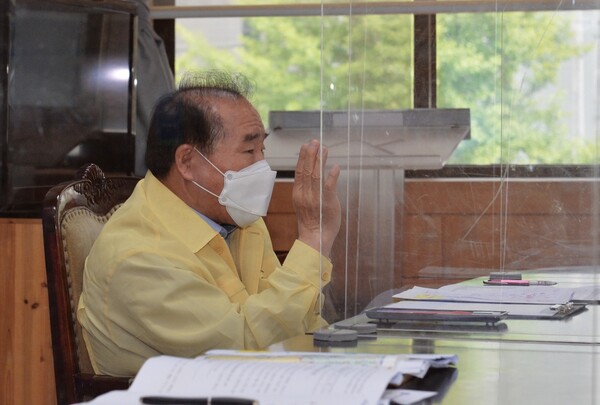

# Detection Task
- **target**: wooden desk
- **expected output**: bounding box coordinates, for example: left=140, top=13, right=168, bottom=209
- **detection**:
left=268, top=268, right=600, bottom=404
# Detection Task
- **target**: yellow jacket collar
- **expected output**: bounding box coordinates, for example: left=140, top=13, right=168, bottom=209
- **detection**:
left=143, top=171, right=218, bottom=253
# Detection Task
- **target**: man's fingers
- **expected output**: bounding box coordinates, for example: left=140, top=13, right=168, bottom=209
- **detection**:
left=295, top=139, right=341, bottom=195
left=295, top=142, right=308, bottom=178
left=325, top=164, right=341, bottom=191
left=314, top=146, right=328, bottom=180
left=293, top=139, right=342, bottom=253
left=303, top=140, right=319, bottom=176
left=295, top=140, right=322, bottom=181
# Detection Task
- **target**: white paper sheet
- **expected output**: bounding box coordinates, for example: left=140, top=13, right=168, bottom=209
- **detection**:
left=572, top=285, right=600, bottom=302
left=393, top=285, right=574, bottom=304
left=379, top=389, right=437, bottom=405
left=131, top=355, right=394, bottom=405
left=74, top=351, right=458, bottom=405
left=387, top=300, right=560, bottom=318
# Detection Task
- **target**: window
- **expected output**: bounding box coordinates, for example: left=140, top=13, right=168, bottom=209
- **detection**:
left=438, top=10, right=600, bottom=165
left=151, top=1, right=600, bottom=323
left=154, top=1, right=600, bottom=167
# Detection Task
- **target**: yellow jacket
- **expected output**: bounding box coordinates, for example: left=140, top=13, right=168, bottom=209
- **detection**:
left=77, top=172, right=331, bottom=376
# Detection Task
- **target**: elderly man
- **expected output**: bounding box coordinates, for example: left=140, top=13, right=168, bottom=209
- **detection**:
left=77, top=71, right=341, bottom=376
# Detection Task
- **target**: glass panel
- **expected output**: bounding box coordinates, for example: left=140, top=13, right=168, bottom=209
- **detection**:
left=2, top=0, right=136, bottom=215
left=173, top=6, right=600, bottom=398
left=176, top=14, right=412, bottom=117
left=177, top=15, right=319, bottom=122
left=176, top=10, right=412, bottom=321
left=319, top=11, right=412, bottom=321
left=321, top=7, right=600, bottom=403
left=0, top=1, right=6, bottom=204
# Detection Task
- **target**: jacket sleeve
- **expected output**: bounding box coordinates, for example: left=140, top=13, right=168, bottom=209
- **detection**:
left=101, top=238, right=331, bottom=363
left=243, top=238, right=331, bottom=347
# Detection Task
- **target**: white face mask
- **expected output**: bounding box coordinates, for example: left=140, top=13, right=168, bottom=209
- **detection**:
left=192, top=148, right=277, bottom=228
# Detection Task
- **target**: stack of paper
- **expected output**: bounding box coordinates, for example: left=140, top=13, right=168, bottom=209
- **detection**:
left=393, top=285, right=574, bottom=304
left=388, top=285, right=585, bottom=320
left=75, top=350, right=458, bottom=405
left=572, top=285, right=600, bottom=303
left=386, top=300, right=564, bottom=319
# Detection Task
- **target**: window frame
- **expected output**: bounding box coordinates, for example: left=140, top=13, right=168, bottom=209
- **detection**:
left=150, top=1, right=600, bottom=177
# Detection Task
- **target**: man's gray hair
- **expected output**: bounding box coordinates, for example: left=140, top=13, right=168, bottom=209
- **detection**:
left=178, top=70, right=254, bottom=100
left=145, top=70, right=257, bottom=178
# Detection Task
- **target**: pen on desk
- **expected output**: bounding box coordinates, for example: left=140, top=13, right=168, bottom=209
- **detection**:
left=140, top=396, right=259, bottom=405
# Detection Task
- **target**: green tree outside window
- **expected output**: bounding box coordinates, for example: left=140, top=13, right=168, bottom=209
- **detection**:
left=176, top=8, right=595, bottom=164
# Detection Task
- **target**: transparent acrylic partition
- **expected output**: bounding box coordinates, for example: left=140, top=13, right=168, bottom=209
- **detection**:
left=429, top=2, right=600, bottom=346
left=293, top=0, right=599, bottom=340
left=268, top=109, right=470, bottom=320
left=168, top=2, right=600, bottom=395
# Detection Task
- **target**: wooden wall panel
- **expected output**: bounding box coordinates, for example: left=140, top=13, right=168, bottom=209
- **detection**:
left=0, top=218, right=56, bottom=405
left=441, top=213, right=597, bottom=270
left=404, top=179, right=600, bottom=215
left=268, top=179, right=600, bottom=294
left=399, top=179, right=600, bottom=288
left=400, top=214, right=443, bottom=278
left=265, top=181, right=296, bottom=253
left=264, top=213, right=298, bottom=252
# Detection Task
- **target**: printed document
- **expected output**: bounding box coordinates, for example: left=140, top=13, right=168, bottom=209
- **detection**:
left=74, top=350, right=458, bottom=405
left=394, top=285, right=574, bottom=304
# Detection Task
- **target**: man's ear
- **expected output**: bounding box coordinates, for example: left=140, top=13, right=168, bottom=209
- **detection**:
left=174, top=144, right=196, bottom=181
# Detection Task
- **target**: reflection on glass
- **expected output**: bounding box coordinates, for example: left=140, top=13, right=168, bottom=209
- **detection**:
left=176, top=14, right=412, bottom=120
left=173, top=4, right=600, bottom=347
left=2, top=0, right=136, bottom=214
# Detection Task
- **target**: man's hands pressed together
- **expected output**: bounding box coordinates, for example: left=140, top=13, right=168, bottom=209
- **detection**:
left=293, top=139, right=342, bottom=258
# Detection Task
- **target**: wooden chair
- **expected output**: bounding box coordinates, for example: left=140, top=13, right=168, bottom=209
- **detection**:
left=42, top=164, right=140, bottom=405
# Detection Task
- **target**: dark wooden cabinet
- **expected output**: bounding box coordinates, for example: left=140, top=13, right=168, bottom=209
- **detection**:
left=0, top=0, right=137, bottom=216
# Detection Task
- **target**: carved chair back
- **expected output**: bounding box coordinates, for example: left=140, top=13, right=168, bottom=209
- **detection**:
left=42, top=164, right=140, bottom=405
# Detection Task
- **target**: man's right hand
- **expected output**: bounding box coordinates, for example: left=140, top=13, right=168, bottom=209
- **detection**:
left=292, top=139, right=341, bottom=258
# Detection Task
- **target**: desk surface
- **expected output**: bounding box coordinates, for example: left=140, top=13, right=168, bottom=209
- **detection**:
left=268, top=334, right=600, bottom=405
left=268, top=267, right=600, bottom=404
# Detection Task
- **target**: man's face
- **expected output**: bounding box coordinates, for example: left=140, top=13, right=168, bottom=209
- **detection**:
left=192, top=96, right=268, bottom=223
left=204, top=97, right=267, bottom=173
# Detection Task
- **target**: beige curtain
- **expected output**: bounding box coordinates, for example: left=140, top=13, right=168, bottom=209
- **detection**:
left=134, top=0, right=175, bottom=176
